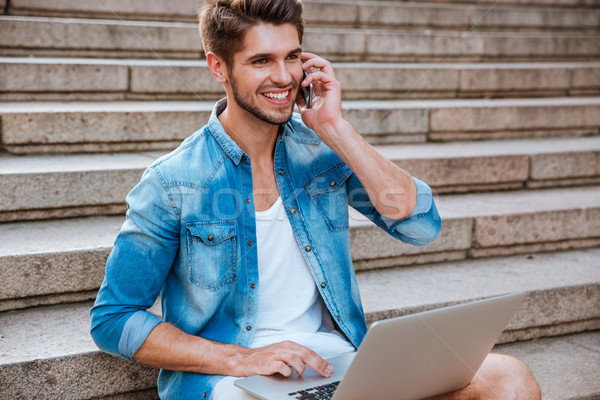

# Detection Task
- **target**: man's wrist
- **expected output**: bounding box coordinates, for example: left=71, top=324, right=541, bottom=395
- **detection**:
left=318, top=118, right=358, bottom=153
left=220, top=343, right=249, bottom=376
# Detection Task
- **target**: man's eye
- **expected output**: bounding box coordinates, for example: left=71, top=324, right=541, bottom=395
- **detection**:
left=254, top=59, right=268, bottom=65
left=286, top=54, right=299, bottom=61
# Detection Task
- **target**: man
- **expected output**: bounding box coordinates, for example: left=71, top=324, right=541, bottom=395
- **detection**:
left=90, top=1, right=541, bottom=399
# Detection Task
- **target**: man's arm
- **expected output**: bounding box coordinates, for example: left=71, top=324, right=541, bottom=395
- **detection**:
left=134, top=322, right=333, bottom=378
left=298, top=53, right=418, bottom=221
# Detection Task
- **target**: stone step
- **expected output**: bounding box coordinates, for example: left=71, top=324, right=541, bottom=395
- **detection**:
left=3, top=0, right=598, bottom=32
left=2, top=58, right=600, bottom=101
left=2, top=184, right=599, bottom=311
left=1, top=136, right=599, bottom=223
left=0, top=249, right=598, bottom=399
left=1, top=16, right=599, bottom=61
left=376, top=0, right=600, bottom=7
left=1, top=97, right=599, bottom=154
left=494, top=332, right=600, bottom=400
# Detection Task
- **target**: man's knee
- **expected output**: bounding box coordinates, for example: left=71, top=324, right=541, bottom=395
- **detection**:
left=478, top=353, right=541, bottom=400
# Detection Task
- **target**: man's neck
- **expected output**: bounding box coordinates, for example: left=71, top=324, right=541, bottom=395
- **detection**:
left=218, top=101, right=280, bottom=163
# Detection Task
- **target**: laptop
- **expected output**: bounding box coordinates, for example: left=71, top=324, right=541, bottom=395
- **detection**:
left=235, top=292, right=525, bottom=400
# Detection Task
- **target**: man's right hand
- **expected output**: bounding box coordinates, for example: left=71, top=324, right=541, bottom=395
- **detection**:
left=226, top=340, right=333, bottom=378
left=133, top=323, right=332, bottom=379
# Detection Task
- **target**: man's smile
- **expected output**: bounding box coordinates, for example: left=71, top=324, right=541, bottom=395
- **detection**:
left=262, top=90, right=291, bottom=101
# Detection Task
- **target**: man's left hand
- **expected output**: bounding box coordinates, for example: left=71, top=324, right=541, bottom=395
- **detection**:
left=296, top=52, right=345, bottom=143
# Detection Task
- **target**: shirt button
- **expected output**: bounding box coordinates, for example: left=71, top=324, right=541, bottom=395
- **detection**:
left=250, top=283, right=256, bottom=289
left=246, top=325, right=252, bottom=331
left=246, top=198, right=251, bottom=204
left=278, top=169, right=284, bottom=175
left=330, top=181, right=336, bottom=187
left=337, top=316, right=341, bottom=322
left=247, top=241, right=253, bottom=246
left=305, top=246, right=312, bottom=252
left=321, top=282, right=326, bottom=289
left=207, top=235, right=214, bottom=241
left=241, top=155, right=246, bottom=162
left=290, top=208, right=296, bottom=214
left=203, top=393, right=207, bottom=398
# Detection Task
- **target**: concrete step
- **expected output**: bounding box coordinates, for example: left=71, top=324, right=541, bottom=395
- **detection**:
left=1, top=97, right=599, bottom=153
left=304, top=1, right=600, bottom=32
left=2, top=58, right=600, bottom=101
left=352, top=184, right=600, bottom=267
left=494, top=332, right=600, bottom=400
left=1, top=136, right=599, bottom=222
left=377, top=0, right=600, bottom=7
left=0, top=152, right=158, bottom=222
left=356, top=249, right=600, bottom=342
left=0, top=249, right=598, bottom=398
left=1, top=16, right=599, bottom=61
left=2, top=184, right=599, bottom=311
left=3, top=0, right=598, bottom=32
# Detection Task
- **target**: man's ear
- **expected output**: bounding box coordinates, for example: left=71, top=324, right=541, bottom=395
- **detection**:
left=206, top=52, right=228, bottom=84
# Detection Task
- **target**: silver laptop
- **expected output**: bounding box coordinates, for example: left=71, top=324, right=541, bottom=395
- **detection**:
left=235, top=292, right=525, bottom=400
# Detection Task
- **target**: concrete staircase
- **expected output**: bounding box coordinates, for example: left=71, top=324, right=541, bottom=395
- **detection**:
left=1, top=0, right=599, bottom=398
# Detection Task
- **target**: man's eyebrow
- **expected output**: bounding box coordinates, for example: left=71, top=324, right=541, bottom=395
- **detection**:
left=246, top=48, right=302, bottom=62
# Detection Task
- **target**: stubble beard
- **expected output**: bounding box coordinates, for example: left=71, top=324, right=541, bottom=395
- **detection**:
left=229, top=76, right=297, bottom=126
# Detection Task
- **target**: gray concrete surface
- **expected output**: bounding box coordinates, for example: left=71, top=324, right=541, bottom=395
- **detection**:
left=2, top=98, right=599, bottom=153
left=2, top=16, right=599, bottom=60
left=496, top=332, right=600, bottom=400
left=5, top=0, right=599, bottom=31
left=3, top=58, right=599, bottom=101
left=357, top=248, right=600, bottom=341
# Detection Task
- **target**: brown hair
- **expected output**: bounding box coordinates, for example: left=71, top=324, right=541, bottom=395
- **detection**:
left=199, top=0, right=304, bottom=67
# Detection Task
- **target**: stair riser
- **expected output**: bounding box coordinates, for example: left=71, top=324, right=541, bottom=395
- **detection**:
left=2, top=19, right=599, bottom=61
left=2, top=61, right=599, bottom=101
left=0, top=352, right=158, bottom=400
left=4, top=0, right=599, bottom=31
left=2, top=102, right=599, bottom=153
left=2, top=148, right=600, bottom=221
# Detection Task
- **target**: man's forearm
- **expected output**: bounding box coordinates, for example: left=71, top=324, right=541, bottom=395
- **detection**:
left=133, top=322, right=334, bottom=378
left=319, top=118, right=417, bottom=221
left=133, top=322, right=238, bottom=375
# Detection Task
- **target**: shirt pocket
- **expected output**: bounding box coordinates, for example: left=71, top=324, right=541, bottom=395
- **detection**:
left=185, top=221, right=237, bottom=290
left=304, top=163, right=352, bottom=231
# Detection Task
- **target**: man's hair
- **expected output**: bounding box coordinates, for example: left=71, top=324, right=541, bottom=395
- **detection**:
left=199, top=0, right=304, bottom=67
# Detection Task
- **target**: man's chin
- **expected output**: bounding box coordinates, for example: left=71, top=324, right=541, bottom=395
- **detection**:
left=260, top=107, right=295, bottom=126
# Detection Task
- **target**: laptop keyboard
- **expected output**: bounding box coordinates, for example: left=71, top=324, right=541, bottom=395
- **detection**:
left=287, top=381, right=340, bottom=399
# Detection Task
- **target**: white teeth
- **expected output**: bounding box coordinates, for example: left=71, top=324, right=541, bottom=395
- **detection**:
left=264, top=91, right=289, bottom=100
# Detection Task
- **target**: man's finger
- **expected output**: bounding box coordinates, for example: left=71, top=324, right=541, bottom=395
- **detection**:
left=276, top=362, right=293, bottom=377
left=301, top=53, right=335, bottom=76
left=286, top=356, right=306, bottom=376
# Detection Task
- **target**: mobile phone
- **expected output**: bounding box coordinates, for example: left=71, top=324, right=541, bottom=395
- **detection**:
left=300, top=70, right=313, bottom=108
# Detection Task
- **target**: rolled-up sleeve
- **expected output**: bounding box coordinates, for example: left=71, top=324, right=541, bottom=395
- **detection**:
left=90, top=167, right=179, bottom=360
left=348, top=175, right=441, bottom=246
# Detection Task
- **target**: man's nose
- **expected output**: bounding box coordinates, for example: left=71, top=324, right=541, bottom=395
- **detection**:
left=270, top=61, right=293, bottom=85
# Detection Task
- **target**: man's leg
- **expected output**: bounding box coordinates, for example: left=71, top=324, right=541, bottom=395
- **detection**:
left=425, top=353, right=541, bottom=400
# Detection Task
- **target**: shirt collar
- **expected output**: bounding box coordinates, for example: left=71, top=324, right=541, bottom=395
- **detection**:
left=206, top=98, right=247, bottom=165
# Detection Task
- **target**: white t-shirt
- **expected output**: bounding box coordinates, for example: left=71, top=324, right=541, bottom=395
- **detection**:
left=211, top=197, right=354, bottom=399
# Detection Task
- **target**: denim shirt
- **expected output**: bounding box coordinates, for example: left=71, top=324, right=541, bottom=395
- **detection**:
left=90, top=100, right=441, bottom=399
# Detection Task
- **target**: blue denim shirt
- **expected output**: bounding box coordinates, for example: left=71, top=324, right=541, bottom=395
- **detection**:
left=90, top=100, right=441, bottom=399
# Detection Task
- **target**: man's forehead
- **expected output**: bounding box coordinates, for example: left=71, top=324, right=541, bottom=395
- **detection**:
left=238, top=22, right=301, bottom=58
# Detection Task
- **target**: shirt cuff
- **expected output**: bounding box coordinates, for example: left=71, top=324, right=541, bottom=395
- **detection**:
left=381, top=177, right=433, bottom=229
left=118, top=310, right=162, bottom=360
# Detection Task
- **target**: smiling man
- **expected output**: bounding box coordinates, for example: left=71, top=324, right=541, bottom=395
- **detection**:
left=90, top=1, right=539, bottom=399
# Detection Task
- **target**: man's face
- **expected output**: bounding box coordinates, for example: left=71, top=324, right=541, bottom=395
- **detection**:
left=226, top=23, right=303, bottom=126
